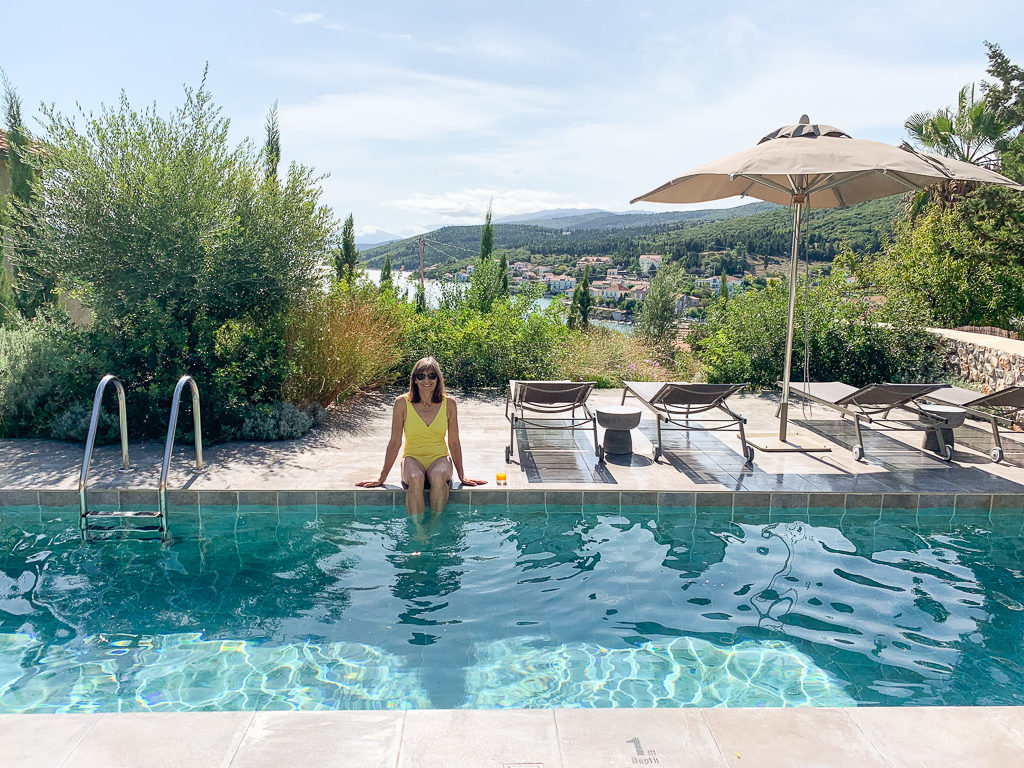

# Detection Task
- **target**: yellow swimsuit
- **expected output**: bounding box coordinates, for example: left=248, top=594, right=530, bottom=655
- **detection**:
left=403, top=396, right=450, bottom=468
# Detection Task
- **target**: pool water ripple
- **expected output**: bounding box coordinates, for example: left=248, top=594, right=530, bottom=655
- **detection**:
left=1, top=505, right=1023, bottom=712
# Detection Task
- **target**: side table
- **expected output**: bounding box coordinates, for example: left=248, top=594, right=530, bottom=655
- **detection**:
left=596, top=406, right=643, bottom=457
left=918, top=403, right=966, bottom=460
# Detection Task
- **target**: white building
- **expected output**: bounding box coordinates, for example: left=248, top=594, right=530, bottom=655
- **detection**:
left=547, top=274, right=577, bottom=294
left=639, top=254, right=664, bottom=273
left=675, top=294, right=702, bottom=314
left=696, top=275, right=745, bottom=294
left=589, top=281, right=629, bottom=301
left=576, top=256, right=611, bottom=270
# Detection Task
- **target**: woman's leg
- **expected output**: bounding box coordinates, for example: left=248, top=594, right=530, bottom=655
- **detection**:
left=401, top=457, right=427, bottom=516
left=426, top=457, right=454, bottom=515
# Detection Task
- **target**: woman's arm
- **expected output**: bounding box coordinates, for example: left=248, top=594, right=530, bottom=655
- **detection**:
left=356, top=396, right=405, bottom=486
left=447, top=398, right=486, bottom=486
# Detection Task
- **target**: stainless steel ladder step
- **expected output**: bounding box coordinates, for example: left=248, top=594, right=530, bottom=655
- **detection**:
left=83, top=509, right=162, bottom=519
left=79, top=374, right=205, bottom=543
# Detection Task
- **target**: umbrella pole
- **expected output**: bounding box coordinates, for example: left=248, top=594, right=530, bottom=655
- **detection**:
left=778, top=197, right=803, bottom=442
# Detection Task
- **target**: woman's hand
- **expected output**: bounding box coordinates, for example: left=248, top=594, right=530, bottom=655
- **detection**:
left=458, top=478, right=487, bottom=487
left=356, top=479, right=386, bottom=487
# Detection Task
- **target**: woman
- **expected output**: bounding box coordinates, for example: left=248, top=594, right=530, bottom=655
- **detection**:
left=357, top=357, right=485, bottom=517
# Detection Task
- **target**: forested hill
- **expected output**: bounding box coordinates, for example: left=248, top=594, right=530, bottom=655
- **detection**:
left=361, top=196, right=899, bottom=272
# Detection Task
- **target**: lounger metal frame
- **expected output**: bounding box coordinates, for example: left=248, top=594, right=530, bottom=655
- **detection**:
left=785, top=382, right=952, bottom=461
left=505, top=381, right=600, bottom=464
left=621, top=382, right=754, bottom=463
left=924, top=386, right=1024, bottom=463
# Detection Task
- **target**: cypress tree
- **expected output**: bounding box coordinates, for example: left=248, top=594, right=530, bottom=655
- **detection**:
left=339, top=213, right=358, bottom=282
left=719, top=268, right=729, bottom=302
left=263, top=100, right=280, bottom=181
left=379, top=253, right=393, bottom=293
left=577, top=265, right=592, bottom=328
left=567, top=284, right=581, bottom=329
left=2, top=70, right=44, bottom=316
left=479, top=203, right=493, bottom=261
left=498, top=250, right=508, bottom=295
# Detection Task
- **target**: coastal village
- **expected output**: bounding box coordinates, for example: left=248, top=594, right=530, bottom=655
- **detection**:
left=451, top=253, right=747, bottom=322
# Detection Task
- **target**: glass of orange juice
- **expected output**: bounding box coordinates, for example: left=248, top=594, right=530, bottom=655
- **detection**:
left=496, top=471, right=507, bottom=486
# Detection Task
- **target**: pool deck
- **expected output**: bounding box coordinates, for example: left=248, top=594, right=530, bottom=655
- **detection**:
left=4, top=387, right=1024, bottom=766
left=2, top=388, right=1024, bottom=498
left=6, top=705, right=1024, bottom=767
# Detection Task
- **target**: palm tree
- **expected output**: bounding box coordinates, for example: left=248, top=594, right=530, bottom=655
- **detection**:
left=905, top=84, right=1009, bottom=167
left=903, top=84, right=1011, bottom=215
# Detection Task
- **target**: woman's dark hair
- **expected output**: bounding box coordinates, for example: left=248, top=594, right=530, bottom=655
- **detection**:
left=408, top=356, right=446, bottom=403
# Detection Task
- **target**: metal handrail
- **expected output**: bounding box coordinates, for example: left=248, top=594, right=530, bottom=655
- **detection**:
left=158, top=375, right=205, bottom=534
left=79, top=374, right=134, bottom=536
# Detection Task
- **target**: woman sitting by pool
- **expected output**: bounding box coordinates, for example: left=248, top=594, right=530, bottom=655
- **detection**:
left=357, top=357, right=485, bottom=517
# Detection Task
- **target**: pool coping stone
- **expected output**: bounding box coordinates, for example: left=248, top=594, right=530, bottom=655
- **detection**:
left=3, top=489, right=1022, bottom=518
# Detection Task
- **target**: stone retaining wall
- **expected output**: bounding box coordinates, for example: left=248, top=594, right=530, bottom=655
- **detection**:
left=932, top=327, right=1024, bottom=423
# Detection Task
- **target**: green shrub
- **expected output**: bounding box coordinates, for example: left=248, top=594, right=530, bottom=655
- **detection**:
left=8, top=75, right=336, bottom=440
left=870, top=202, right=1022, bottom=328
left=0, top=314, right=114, bottom=439
left=224, top=402, right=311, bottom=442
left=691, top=272, right=944, bottom=388
left=408, top=292, right=568, bottom=388
left=49, top=401, right=120, bottom=443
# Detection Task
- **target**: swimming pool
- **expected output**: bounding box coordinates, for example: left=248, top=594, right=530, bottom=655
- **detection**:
left=1, top=499, right=1023, bottom=712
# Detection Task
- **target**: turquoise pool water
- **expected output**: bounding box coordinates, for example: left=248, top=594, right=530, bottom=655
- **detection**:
left=1, top=503, right=1023, bottom=712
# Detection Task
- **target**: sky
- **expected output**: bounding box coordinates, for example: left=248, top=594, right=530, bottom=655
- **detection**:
left=3, top=2, right=1023, bottom=239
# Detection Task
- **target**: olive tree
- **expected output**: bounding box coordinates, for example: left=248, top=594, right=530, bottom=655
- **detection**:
left=10, top=73, right=337, bottom=437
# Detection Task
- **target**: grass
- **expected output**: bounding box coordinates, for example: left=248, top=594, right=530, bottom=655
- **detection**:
left=553, top=326, right=698, bottom=387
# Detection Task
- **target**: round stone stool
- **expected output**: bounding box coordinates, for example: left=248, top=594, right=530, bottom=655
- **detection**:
left=918, top=403, right=966, bottom=459
left=596, top=406, right=643, bottom=456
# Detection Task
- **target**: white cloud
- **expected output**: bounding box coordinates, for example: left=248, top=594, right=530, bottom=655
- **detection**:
left=382, top=188, right=603, bottom=224
left=278, top=68, right=558, bottom=143
left=258, top=4, right=1011, bottom=234
left=274, top=10, right=324, bottom=25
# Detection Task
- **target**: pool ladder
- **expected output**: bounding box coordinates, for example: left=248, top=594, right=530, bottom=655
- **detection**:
left=79, top=374, right=205, bottom=542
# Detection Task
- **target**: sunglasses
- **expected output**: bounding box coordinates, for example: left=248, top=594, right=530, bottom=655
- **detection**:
left=414, top=372, right=438, bottom=381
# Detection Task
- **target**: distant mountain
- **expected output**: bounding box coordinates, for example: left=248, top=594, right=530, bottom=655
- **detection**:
left=355, top=230, right=402, bottom=248
left=517, top=203, right=777, bottom=232
left=361, top=197, right=897, bottom=273
left=494, top=208, right=606, bottom=224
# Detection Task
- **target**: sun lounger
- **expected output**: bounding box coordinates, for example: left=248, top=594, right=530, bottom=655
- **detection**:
left=786, top=381, right=951, bottom=461
left=923, top=385, right=1024, bottom=462
left=621, top=381, right=754, bottom=463
left=505, top=380, right=599, bottom=463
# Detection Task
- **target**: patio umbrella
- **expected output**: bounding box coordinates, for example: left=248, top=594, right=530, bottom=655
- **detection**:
left=632, top=116, right=1024, bottom=448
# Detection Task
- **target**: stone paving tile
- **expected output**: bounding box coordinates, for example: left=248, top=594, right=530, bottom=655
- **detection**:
left=990, top=706, right=1024, bottom=745
left=701, top=707, right=889, bottom=767
left=62, top=711, right=253, bottom=768
left=397, top=709, right=561, bottom=768
left=850, top=706, right=1024, bottom=767
left=4, top=390, right=1024, bottom=495
left=10, top=707, right=1024, bottom=766
left=556, top=708, right=726, bottom=768
left=229, top=711, right=404, bottom=768
left=0, top=713, right=100, bottom=768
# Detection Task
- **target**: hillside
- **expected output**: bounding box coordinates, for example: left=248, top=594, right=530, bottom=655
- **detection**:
left=494, top=202, right=777, bottom=231
left=362, top=197, right=899, bottom=274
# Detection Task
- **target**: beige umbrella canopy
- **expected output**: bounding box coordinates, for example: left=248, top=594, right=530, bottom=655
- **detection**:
left=632, top=116, right=1024, bottom=447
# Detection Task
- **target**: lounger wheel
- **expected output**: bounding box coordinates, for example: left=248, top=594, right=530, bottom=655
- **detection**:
left=504, top=445, right=512, bottom=464
left=653, top=447, right=661, bottom=463
left=991, top=447, right=1004, bottom=463
left=942, top=444, right=953, bottom=461
left=852, top=445, right=864, bottom=461
left=597, top=446, right=605, bottom=464
left=743, top=445, right=755, bottom=463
